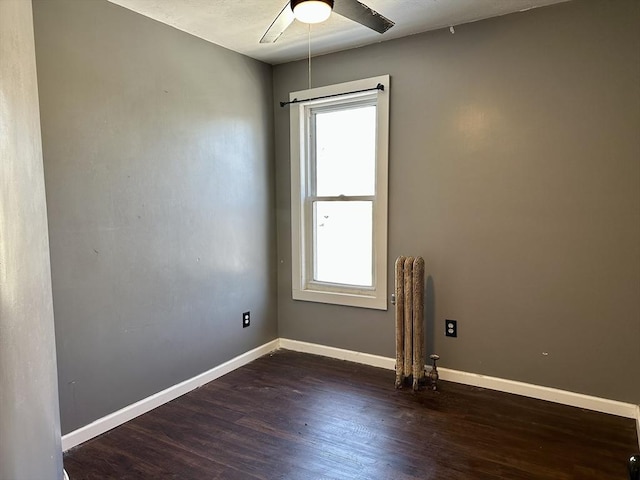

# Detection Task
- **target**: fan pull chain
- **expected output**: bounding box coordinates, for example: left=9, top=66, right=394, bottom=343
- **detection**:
left=308, top=23, right=312, bottom=89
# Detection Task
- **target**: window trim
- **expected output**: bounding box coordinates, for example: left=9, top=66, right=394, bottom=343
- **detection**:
left=289, top=75, right=390, bottom=310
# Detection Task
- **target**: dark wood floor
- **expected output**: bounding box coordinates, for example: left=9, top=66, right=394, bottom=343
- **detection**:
left=64, top=350, right=638, bottom=479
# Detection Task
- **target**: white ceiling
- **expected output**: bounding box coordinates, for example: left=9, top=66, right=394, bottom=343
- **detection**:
left=107, top=0, right=570, bottom=65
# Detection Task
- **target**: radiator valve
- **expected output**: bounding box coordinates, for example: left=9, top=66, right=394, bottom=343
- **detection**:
left=428, top=354, right=440, bottom=391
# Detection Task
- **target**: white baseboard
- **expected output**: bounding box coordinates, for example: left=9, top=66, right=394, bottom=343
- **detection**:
left=636, top=404, right=640, bottom=450
left=61, top=337, right=640, bottom=452
left=279, top=338, right=638, bottom=420
left=61, top=339, right=279, bottom=451
left=436, top=367, right=637, bottom=419
left=278, top=338, right=395, bottom=370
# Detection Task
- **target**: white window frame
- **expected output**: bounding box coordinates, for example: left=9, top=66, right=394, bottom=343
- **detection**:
left=289, top=75, right=389, bottom=310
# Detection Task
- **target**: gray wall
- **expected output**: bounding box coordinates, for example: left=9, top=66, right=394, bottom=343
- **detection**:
left=33, top=0, right=277, bottom=433
left=0, top=0, right=63, bottom=478
left=274, top=0, right=640, bottom=404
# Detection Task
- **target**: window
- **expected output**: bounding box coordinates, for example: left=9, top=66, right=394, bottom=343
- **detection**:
left=289, top=75, right=389, bottom=310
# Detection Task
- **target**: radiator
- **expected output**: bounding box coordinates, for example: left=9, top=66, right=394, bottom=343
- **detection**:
left=394, top=256, right=425, bottom=391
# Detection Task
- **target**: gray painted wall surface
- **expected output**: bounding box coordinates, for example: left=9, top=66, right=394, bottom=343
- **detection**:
left=0, top=1, right=63, bottom=478
left=274, top=0, right=640, bottom=403
left=33, top=0, right=277, bottom=433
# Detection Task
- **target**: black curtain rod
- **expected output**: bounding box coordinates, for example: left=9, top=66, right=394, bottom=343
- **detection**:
left=280, top=83, right=384, bottom=108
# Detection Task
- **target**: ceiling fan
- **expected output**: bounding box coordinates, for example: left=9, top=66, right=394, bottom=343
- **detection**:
left=260, top=0, right=395, bottom=44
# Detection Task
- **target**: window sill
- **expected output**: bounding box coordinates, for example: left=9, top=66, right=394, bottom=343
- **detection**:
left=292, top=287, right=387, bottom=310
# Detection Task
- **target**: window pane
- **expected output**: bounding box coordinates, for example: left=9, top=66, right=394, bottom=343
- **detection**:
left=315, top=105, right=376, bottom=197
left=313, top=201, right=372, bottom=286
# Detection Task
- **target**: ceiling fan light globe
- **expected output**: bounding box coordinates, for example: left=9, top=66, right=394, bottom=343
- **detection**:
left=291, top=0, right=333, bottom=24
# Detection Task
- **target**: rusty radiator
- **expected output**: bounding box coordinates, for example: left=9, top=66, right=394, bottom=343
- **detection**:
left=394, top=256, right=425, bottom=391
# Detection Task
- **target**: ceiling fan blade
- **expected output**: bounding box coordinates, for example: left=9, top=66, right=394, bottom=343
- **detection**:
left=333, top=0, right=394, bottom=34
left=260, top=2, right=296, bottom=43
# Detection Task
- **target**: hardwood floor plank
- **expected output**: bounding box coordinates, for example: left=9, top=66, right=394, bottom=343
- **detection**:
left=64, top=350, right=638, bottom=479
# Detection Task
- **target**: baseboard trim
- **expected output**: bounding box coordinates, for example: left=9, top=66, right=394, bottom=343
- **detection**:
left=636, top=404, right=640, bottom=450
left=61, top=339, right=279, bottom=451
left=61, top=337, right=639, bottom=452
left=436, top=367, right=636, bottom=419
left=278, top=338, right=395, bottom=370
left=278, top=338, right=638, bottom=420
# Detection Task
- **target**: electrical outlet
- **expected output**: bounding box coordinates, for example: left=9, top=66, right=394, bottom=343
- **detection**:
left=445, top=319, right=457, bottom=337
left=242, top=311, right=250, bottom=328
